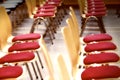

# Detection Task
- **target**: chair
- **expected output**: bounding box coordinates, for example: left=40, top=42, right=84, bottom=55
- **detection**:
left=0, top=6, right=43, bottom=80
left=77, top=0, right=107, bottom=36
left=39, top=36, right=55, bottom=80
left=66, top=17, right=116, bottom=54
left=81, top=65, right=120, bottom=80
left=61, top=26, right=119, bottom=78
left=55, top=51, right=120, bottom=80
left=25, top=0, right=57, bottom=44
left=56, top=54, right=72, bottom=80
left=69, top=6, right=112, bottom=44
left=0, top=66, right=23, bottom=80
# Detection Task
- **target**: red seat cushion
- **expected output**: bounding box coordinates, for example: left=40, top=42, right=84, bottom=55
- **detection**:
left=46, top=1, right=61, bottom=6
left=0, top=66, right=23, bottom=79
left=12, top=33, right=41, bottom=42
left=0, top=52, right=35, bottom=64
left=8, top=42, right=40, bottom=52
left=37, top=8, right=55, bottom=13
left=84, top=42, right=117, bottom=52
left=88, top=7, right=106, bottom=13
left=83, top=33, right=112, bottom=43
left=88, top=1, right=105, bottom=6
left=84, top=52, right=119, bottom=64
left=88, top=4, right=105, bottom=9
left=81, top=66, right=120, bottom=80
left=38, top=5, right=56, bottom=9
left=34, top=12, right=55, bottom=18
left=86, top=11, right=106, bottom=17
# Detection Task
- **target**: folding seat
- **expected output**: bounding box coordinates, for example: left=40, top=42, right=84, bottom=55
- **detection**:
left=69, top=7, right=111, bottom=44
left=0, top=66, right=23, bottom=79
left=83, top=52, right=120, bottom=65
left=84, top=41, right=116, bottom=52
left=81, top=65, right=120, bottom=80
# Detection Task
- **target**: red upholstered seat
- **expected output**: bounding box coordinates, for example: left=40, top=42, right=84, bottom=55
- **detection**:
left=88, top=7, right=106, bottom=13
left=38, top=5, right=56, bottom=10
left=85, top=42, right=117, bottom=52
left=83, top=33, right=112, bottom=43
left=88, top=4, right=105, bottom=9
left=88, top=1, right=105, bottom=6
left=0, top=66, right=23, bottom=79
left=46, top=1, right=61, bottom=6
left=81, top=66, right=120, bottom=80
left=84, top=52, right=119, bottom=64
left=37, top=8, right=55, bottom=13
left=0, top=52, right=35, bottom=64
left=12, top=33, right=41, bottom=42
left=8, top=42, right=40, bottom=52
left=86, top=11, right=106, bottom=17
left=34, top=12, right=55, bottom=18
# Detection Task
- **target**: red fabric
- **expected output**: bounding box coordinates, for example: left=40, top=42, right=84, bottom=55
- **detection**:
left=34, top=12, right=55, bottom=18
left=8, top=42, right=40, bottom=52
left=88, top=4, right=105, bottom=9
left=81, top=66, right=120, bottom=80
left=37, top=8, right=55, bottom=13
left=88, top=7, right=106, bottom=13
left=85, top=42, right=117, bottom=52
left=88, top=1, right=104, bottom=6
left=38, top=5, right=56, bottom=9
left=83, top=33, right=112, bottom=43
left=0, top=66, right=23, bottom=79
left=46, top=1, right=60, bottom=6
left=0, top=52, right=35, bottom=64
left=86, top=11, right=106, bottom=17
left=84, top=52, right=119, bottom=64
left=12, top=33, right=41, bottom=42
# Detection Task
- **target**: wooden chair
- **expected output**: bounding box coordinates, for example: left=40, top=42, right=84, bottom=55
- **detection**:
left=39, top=35, right=55, bottom=80
left=66, top=17, right=116, bottom=54
left=61, top=27, right=120, bottom=80
left=61, top=26, right=119, bottom=77
left=57, top=54, right=72, bottom=80
left=25, top=0, right=57, bottom=44
left=77, top=0, right=106, bottom=36
left=0, top=6, right=44, bottom=80
left=69, top=6, right=112, bottom=44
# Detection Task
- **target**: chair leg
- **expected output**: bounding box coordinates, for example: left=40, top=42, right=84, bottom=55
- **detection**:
left=80, top=18, right=87, bottom=37
left=25, top=63, right=34, bottom=80
left=35, top=61, right=43, bottom=80
left=36, top=51, right=44, bottom=68
left=31, top=62, right=39, bottom=79
left=97, top=17, right=106, bottom=33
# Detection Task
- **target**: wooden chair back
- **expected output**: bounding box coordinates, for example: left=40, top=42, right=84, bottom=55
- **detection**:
left=0, top=6, right=12, bottom=49
left=66, top=17, right=80, bottom=54
left=57, top=54, right=71, bottom=80
left=25, top=0, right=33, bottom=18
left=61, top=27, right=79, bottom=75
left=39, top=36, right=54, bottom=80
